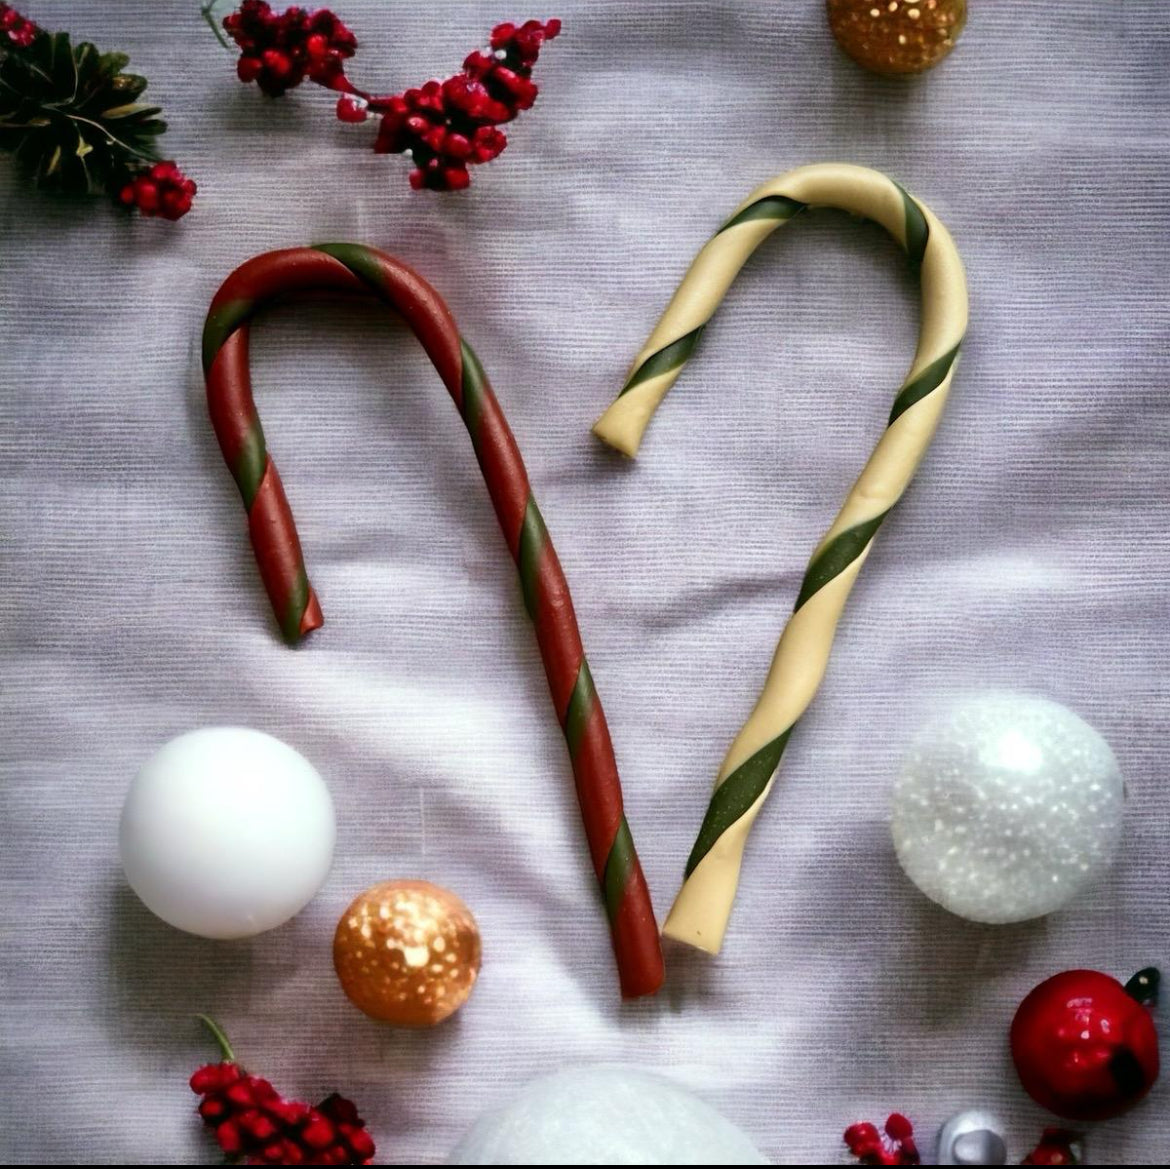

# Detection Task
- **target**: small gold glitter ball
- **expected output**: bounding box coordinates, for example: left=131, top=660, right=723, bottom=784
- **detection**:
left=827, top=0, right=967, bottom=75
left=333, top=880, right=482, bottom=1027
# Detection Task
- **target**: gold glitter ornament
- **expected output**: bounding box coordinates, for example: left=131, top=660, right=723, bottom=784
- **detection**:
left=827, top=0, right=966, bottom=75
left=333, top=880, right=481, bottom=1026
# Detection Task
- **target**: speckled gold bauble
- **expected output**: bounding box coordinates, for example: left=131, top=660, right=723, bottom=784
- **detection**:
left=828, top=0, right=966, bottom=75
left=333, top=880, right=481, bottom=1027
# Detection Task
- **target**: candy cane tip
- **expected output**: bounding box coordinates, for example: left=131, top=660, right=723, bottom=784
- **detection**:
left=298, top=594, right=324, bottom=639
left=591, top=414, right=642, bottom=459
left=661, top=917, right=723, bottom=955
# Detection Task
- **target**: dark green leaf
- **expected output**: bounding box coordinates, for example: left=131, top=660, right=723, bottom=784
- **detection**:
left=102, top=102, right=152, bottom=119
left=48, top=32, right=78, bottom=101
left=105, top=73, right=147, bottom=102
left=98, top=51, right=131, bottom=80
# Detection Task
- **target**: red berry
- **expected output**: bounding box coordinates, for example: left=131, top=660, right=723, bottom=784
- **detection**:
left=1022, top=1128, right=1083, bottom=1165
left=443, top=166, right=471, bottom=191
left=190, top=1063, right=223, bottom=1094
left=265, top=1097, right=309, bottom=1126
left=343, top=1127, right=375, bottom=1159
left=240, top=1109, right=278, bottom=1141
left=1011, top=968, right=1161, bottom=1121
left=262, top=49, right=291, bottom=78
left=216, top=1119, right=243, bottom=1155
left=135, top=181, right=159, bottom=212
left=301, top=1116, right=336, bottom=1150
left=335, top=95, right=368, bottom=123
left=238, top=56, right=263, bottom=82
left=445, top=133, right=471, bottom=160
left=198, top=1098, right=227, bottom=1122
left=844, top=1122, right=882, bottom=1154
left=884, top=1114, right=913, bottom=1142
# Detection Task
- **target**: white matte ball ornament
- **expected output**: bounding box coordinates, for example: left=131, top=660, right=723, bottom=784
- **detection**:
left=891, top=694, right=1124, bottom=924
left=448, top=1067, right=768, bottom=1165
left=120, top=728, right=335, bottom=938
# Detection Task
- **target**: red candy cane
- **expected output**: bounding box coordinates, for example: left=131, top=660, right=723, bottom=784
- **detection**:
left=202, top=245, right=664, bottom=999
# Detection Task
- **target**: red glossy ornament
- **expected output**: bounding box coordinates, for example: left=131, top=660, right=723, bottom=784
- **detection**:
left=1011, top=968, right=1160, bottom=1121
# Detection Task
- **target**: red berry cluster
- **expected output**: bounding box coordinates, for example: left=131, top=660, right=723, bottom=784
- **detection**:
left=1023, top=1128, right=1083, bottom=1166
left=218, top=6, right=561, bottom=191
left=224, top=1, right=357, bottom=97
left=370, top=19, right=561, bottom=191
left=191, top=1062, right=375, bottom=1165
left=844, top=1113, right=920, bottom=1166
left=0, top=2, right=37, bottom=48
left=119, top=161, right=197, bottom=221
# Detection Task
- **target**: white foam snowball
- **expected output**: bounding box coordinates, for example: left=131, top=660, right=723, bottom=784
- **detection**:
left=448, top=1067, right=768, bottom=1166
left=891, top=694, right=1124, bottom=924
left=119, top=727, right=335, bottom=938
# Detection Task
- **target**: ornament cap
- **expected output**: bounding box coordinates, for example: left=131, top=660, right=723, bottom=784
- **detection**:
left=1124, top=966, right=1160, bottom=1007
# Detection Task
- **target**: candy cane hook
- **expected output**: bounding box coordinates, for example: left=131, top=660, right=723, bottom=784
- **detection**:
left=203, top=245, right=664, bottom=998
left=593, top=163, right=968, bottom=954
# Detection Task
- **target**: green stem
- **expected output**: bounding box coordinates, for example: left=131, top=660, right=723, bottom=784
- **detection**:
left=202, top=1, right=232, bottom=51
left=196, top=1014, right=237, bottom=1063
left=64, top=112, right=151, bottom=160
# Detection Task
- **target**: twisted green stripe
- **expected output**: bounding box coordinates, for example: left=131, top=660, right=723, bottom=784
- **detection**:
left=717, top=194, right=806, bottom=234
left=896, top=183, right=930, bottom=267
left=603, top=817, right=636, bottom=923
left=201, top=295, right=271, bottom=551
left=671, top=188, right=957, bottom=882
left=517, top=501, right=631, bottom=916
left=280, top=569, right=311, bottom=644
left=888, top=343, right=960, bottom=425
left=684, top=508, right=896, bottom=874
left=456, top=334, right=634, bottom=925
left=617, top=189, right=942, bottom=410
left=312, top=241, right=388, bottom=291
left=619, top=326, right=704, bottom=397
left=202, top=297, right=253, bottom=373
left=234, top=423, right=267, bottom=509
left=460, top=339, right=489, bottom=441
left=684, top=728, right=792, bottom=877
left=794, top=509, right=891, bottom=611
left=616, top=197, right=804, bottom=398
left=517, top=500, right=548, bottom=618
left=563, top=658, right=596, bottom=759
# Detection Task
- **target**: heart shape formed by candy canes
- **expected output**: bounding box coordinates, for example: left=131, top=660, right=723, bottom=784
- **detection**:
left=203, top=245, right=664, bottom=998
left=594, top=163, right=969, bottom=955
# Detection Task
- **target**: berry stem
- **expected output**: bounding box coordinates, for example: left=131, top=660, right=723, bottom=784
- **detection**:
left=1123, top=966, right=1160, bottom=1007
left=196, top=1014, right=236, bottom=1063
left=201, top=1, right=231, bottom=50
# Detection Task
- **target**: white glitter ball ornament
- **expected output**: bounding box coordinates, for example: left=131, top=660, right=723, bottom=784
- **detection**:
left=891, top=694, right=1124, bottom=924
left=448, top=1067, right=768, bottom=1165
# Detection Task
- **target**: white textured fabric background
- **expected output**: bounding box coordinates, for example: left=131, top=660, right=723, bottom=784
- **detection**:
left=2, top=1, right=1169, bottom=1164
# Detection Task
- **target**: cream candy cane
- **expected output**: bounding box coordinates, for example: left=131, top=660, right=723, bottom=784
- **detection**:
left=593, top=163, right=968, bottom=954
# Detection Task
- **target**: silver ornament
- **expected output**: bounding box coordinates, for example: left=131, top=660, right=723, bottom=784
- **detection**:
left=936, top=1110, right=1007, bottom=1165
